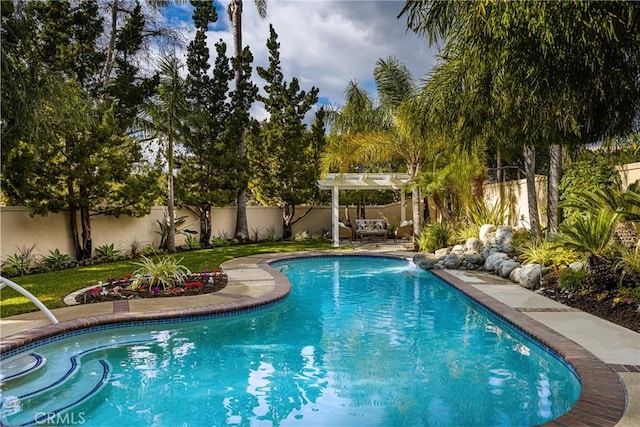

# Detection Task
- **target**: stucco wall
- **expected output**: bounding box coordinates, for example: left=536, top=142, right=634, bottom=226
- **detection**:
left=483, top=175, right=548, bottom=228
left=617, top=161, right=640, bottom=190
left=0, top=202, right=410, bottom=261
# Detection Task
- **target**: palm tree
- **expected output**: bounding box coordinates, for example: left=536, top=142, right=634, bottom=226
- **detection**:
left=138, top=55, right=187, bottom=252
left=228, top=0, right=267, bottom=242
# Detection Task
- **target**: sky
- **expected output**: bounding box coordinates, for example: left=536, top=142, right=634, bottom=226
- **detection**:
left=163, top=0, right=440, bottom=120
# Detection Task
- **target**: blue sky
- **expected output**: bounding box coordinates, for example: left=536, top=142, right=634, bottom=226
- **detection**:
left=162, top=0, right=438, bottom=120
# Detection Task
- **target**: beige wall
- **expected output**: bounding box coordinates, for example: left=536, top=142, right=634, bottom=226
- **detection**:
left=483, top=175, right=548, bottom=228
left=617, top=161, right=640, bottom=190
left=0, top=202, right=410, bottom=262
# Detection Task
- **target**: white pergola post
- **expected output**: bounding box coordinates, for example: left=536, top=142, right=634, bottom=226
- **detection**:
left=400, top=190, right=406, bottom=223
left=318, top=173, right=412, bottom=247
left=332, top=183, right=339, bottom=247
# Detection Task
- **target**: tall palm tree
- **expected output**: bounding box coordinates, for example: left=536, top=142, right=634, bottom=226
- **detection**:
left=228, top=0, right=267, bottom=242
left=138, top=55, right=187, bottom=252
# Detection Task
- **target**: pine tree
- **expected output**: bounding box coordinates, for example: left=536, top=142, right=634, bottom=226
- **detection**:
left=249, top=25, right=321, bottom=239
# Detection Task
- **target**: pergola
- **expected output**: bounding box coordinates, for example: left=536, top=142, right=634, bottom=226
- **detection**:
left=317, top=173, right=412, bottom=247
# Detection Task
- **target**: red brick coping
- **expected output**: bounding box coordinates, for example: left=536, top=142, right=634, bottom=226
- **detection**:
left=0, top=252, right=629, bottom=426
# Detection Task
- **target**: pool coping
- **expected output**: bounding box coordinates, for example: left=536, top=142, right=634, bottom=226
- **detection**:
left=0, top=250, right=630, bottom=426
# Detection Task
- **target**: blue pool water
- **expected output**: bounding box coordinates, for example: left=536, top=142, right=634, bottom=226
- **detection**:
left=0, top=256, right=580, bottom=426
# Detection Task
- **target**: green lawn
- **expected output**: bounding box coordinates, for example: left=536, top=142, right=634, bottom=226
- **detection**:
left=0, top=241, right=335, bottom=318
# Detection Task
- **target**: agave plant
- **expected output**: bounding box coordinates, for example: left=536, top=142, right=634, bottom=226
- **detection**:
left=131, top=255, right=191, bottom=291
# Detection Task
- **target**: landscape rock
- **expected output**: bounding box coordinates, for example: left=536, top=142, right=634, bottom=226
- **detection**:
left=413, top=254, right=439, bottom=270
left=519, top=263, right=543, bottom=289
left=569, top=261, right=585, bottom=272
left=443, top=253, right=462, bottom=269
left=434, top=247, right=450, bottom=258
left=479, top=224, right=496, bottom=245
left=464, top=238, right=483, bottom=253
left=451, top=244, right=465, bottom=253
left=464, top=252, right=484, bottom=267
left=484, top=252, right=509, bottom=272
left=495, top=226, right=513, bottom=247
left=509, top=267, right=522, bottom=283
left=497, top=260, right=520, bottom=279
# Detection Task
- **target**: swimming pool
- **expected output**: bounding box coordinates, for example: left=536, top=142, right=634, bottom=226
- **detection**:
left=0, top=255, right=580, bottom=426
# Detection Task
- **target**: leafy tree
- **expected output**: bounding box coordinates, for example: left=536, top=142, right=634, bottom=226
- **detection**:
left=177, top=0, right=256, bottom=247
left=400, top=0, right=640, bottom=242
left=228, top=0, right=268, bottom=242
left=3, top=79, right=160, bottom=259
left=248, top=25, right=322, bottom=239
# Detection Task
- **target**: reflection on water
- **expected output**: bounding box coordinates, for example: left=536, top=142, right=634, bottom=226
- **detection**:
left=2, top=256, right=580, bottom=426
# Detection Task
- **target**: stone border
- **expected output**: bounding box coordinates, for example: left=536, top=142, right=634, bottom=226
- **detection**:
left=0, top=251, right=628, bottom=426
left=432, top=269, right=626, bottom=426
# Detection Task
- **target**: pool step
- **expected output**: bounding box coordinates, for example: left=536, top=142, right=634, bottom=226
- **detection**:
left=0, top=353, right=46, bottom=384
left=0, top=359, right=111, bottom=426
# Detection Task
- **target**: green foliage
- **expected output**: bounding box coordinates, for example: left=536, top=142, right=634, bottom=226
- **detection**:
left=615, top=246, right=640, bottom=283
left=140, top=244, right=164, bottom=257
left=467, top=198, right=510, bottom=226
left=1, top=245, right=38, bottom=277
left=248, top=25, right=322, bottom=240
left=131, top=256, right=191, bottom=291
left=453, top=222, right=480, bottom=243
left=519, top=241, right=578, bottom=269
left=43, top=249, right=74, bottom=271
left=294, top=231, right=310, bottom=242
left=511, top=228, right=533, bottom=250
left=95, top=244, right=123, bottom=262
left=557, top=268, right=589, bottom=292
left=182, top=235, right=201, bottom=250
left=264, top=226, right=280, bottom=242
left=0, top=241, right=331, bottom=318
left=558, top=210, right=619, bottom=256
left=418, top=223, right=454, bottom=253
left=250, top=227, right=263, bottom=242
left=560, top=154, right=622, bottom=220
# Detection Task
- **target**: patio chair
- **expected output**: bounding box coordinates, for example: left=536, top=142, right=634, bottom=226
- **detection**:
left=339, top=222, right=353, bottom=244
left=394, top=220, right=413, bottom=242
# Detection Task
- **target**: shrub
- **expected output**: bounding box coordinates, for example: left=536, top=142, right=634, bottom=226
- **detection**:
left=95, top=243, right=123, bottom=262
left=264, top=225, right=280, bottom=242
left=615, top=246, right=640, bottom=284
left=43, top=249, right=74, bottom=271
left=294, top=231, right=310, bottom=242
left=454, top=222, right=481, bottom=243
left=1, top=244, right=38, bottom=276
left=418, top=223, right=454, bottom=253
left=557, top=268, right=589, bottom=292
left=518, top=241, right=578, bottom=269
left=131, top=255, right=191, bottom=291
left=140, top=244, right=164, bottom=257
left=182, top=235, right=201, bottom=250
left=250, top=227, right=263, bottom=242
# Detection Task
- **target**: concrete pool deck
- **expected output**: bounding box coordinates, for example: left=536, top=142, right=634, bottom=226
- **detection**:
left=1, top=244, right=639, bottom=426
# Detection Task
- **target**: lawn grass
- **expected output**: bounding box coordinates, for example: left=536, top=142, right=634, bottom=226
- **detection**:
left=0, top=241, right=334, bottom=318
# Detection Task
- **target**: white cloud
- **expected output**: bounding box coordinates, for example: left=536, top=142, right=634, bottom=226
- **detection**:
left=212, top=0, right=438, bottom=108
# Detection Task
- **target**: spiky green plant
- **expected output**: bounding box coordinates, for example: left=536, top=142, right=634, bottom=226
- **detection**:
left=615, top=246, right=640, bottom=283
left=467, top=198, right=510, bottom=226
left=418, top=223, right=454, bottom=253
left=131, top=255, right=191, bottom=291
left=519, top=241, right=578, bottom=269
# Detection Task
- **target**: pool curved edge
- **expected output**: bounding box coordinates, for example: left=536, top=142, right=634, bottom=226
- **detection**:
left=431, top=269, right=626, bottom=427
left=0, top=251, right=627, bottom=426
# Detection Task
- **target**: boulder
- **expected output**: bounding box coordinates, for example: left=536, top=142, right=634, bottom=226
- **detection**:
left=434, top=247, right=450, bottom=258
left=495, top=226, right=513, bottom=247
left=443, top=253, right=462, bottom=269
left=451, top=244, right=465, bottom=253
left=464, top=238, right=483, bottom=253
left=464, top=252, right=484, bottom=267
left=518, top=263, right=543, bottom=289
left=497, top=260, right=520, bottom=279
left=509, top=267, right=522, bottom=283
left=479, top=224, right=496, bottom=244
left=413, top=254, right=439, bottom=270
left=484, top=252, right=509, bottom=272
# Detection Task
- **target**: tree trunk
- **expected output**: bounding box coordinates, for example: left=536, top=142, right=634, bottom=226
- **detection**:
left=282, top=203, right=294, bottom=240
left=412, top=186, right=421, bottom=250
left=78, top=185, right=92, bottom=260
left=547, top=142, right=562, bottom=236
left=100, top=0, right=119, bottom=85
left=166, top=137, right=176, bottom=252
left=523, top=145, right=541, bottom=244
left=200, top=205, right=212, bottom=247
left=68, top=208, right=82, bottom=261
left=231, top=0, right=250, bottom=242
